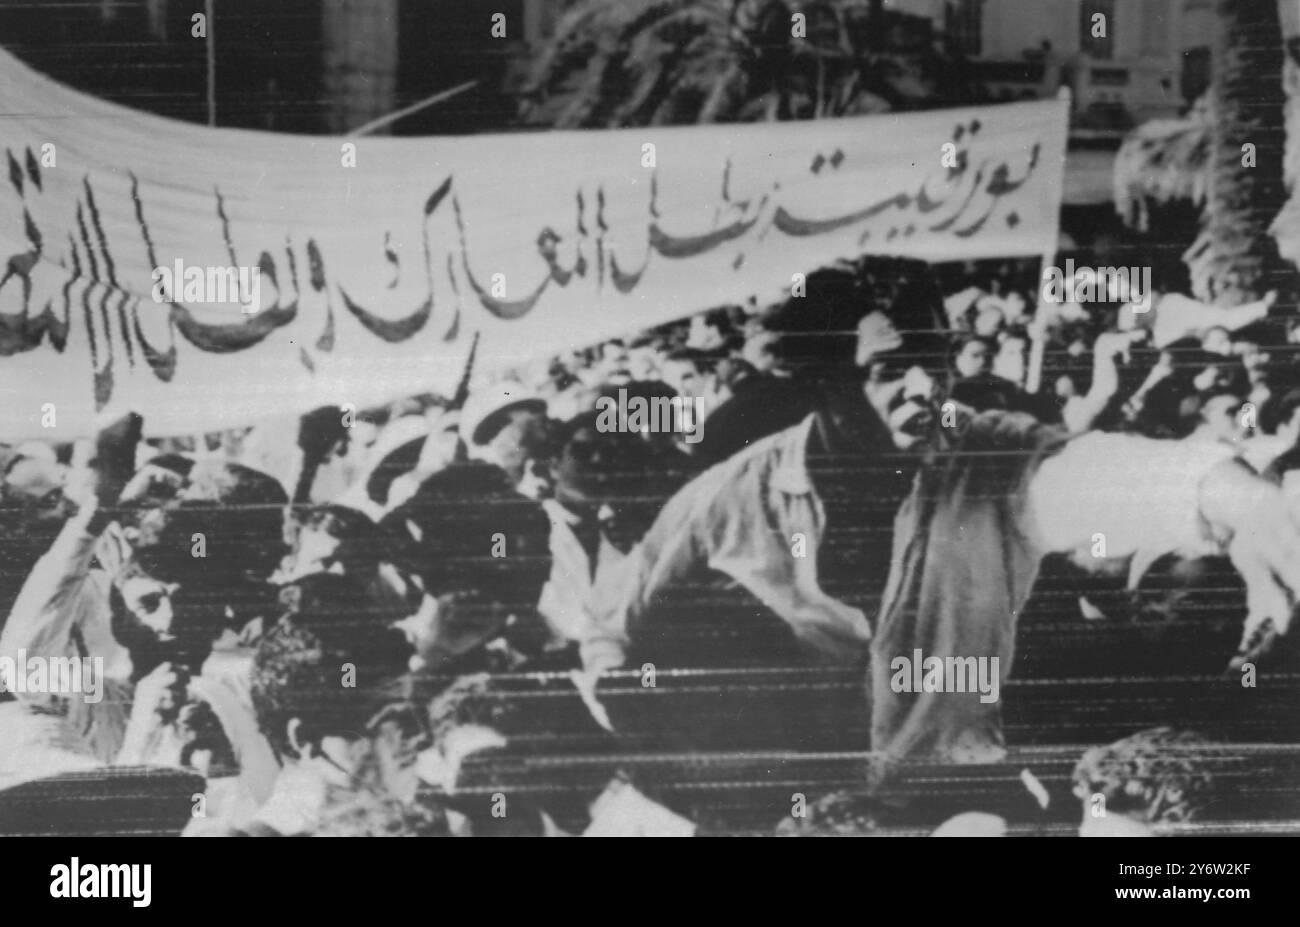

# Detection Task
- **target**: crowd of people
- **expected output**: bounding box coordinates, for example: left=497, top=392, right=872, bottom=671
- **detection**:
left=0, top=252, right=1296, bottom=836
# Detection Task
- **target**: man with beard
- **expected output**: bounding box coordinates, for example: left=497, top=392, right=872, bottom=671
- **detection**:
left=0, top=412, right=284, bottom=796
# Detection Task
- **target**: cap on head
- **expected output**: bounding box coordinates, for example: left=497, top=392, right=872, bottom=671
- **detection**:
left=461, top=384, right=547, bottom=447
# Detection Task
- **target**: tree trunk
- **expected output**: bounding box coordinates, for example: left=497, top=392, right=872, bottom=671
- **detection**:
left=868, top=0, right=885, bottom=52
left=1187, top=0, right=1288, bottom=304
left=322, top=0, right=399, bottom=135
left=1269, top=0, right=1300, bottom=271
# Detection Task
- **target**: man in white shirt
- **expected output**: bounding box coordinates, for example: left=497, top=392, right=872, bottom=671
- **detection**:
left=1118, top=288, right=1277, bottom=350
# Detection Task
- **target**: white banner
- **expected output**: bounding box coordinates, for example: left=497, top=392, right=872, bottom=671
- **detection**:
left=0, top=48, right=1068, bottom=439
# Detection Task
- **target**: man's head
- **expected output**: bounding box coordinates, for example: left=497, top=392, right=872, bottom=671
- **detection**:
left=253, top=574, right=411, bottom=746
left=598, top=340, right=632, bottom=384
left=660, top=350, right=719, bottom=403
left=277, top=572, right=411, bottom=661
left=382, top=463, right=553, bottom=671
left=764, top=257, right=947, bottom=384
left=885, top=392, right=937, bottom=451
left=686, top=309, right=735, bottom=354
left=1071, top=727, right=1215, bottom=835
left=486, top=408, right=554, bottom=497
left=553, top=405, right=677, bottom=550
left=741, top=328, right=781, bottom=374
left=285, top=504, right=381, bottom=580
left=972, top=303, right=1005, bottom=338
left=1194, top=390, right=1249, bottom=445
left=1, top=452, right=71, bottom=535
left=108, top=565, right=227, bottom=676
left=953, top=335, right=995, bottom=379
left=1230, top=322, right=1277, bottom=386
left=113, top=461, right=289, bottom=673
left=553, top=412, right=650, bottom=512
left=1201, top=325, right=1233, bottom=357
left=462, top=388, right=553, bottom=496
left=1001, top=290, right=1029, bottom=325
left=248, top=613, right=426, bottom=834
left=761, top=257, right=948, bottom=453
left=993, top=330, right=1030, bottom=386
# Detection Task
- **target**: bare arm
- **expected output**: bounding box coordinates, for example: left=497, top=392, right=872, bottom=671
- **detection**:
left=0, top=508, right=102, bottom=677
left=1, top=412, right=141, bottom=683
left=1062, top=331, right=1151, bottom=433
left=1152, top=291, right=1277, bottom=348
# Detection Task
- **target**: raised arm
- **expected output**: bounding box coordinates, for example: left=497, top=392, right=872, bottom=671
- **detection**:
left=1062, top=330, right=1150, bottom=433
left=1198, top=457, right=1300, bottom=665
left=0, top=412, right=141, bottom=677
left=1152, top=291, right=1277, bottom=348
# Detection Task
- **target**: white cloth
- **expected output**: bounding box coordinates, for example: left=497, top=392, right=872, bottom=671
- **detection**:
left=0, top=701, right=103, bottom=790
left=1028, top=432, right=1238, bottom=585
left=537, top=500, right=629, bottom=647
left=582, top=778, right=695, bottom=837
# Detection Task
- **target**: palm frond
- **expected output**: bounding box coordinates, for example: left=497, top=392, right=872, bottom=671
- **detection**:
left=521, top=0, right=980, bottom=128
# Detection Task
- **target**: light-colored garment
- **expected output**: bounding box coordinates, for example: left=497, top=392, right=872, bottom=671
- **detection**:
left=582, top=777, right=695, bottom=837
left=0, top=511, right=278, bottom=805
left=1, top=511, right=133, bottom=763
left=1028, top=431, right=1239, bottom=585
left=189, top=670, right=279, bottom=808
left=1145, top=292, right=1271, bottom=349
left=580, top=415, right=871, bottom=672
left=242, top=758, right=331, bottom=836
left=1241, top=434, right=1289, bottom=475
left=0, top=701, right=104, bottom=790
left=871, top=417, right=1248, bottom=769
left=870, top=411, right=1064, bottom=768
left=537, top=500, right=629, bottom=647
left=235, top=416, right=301, bottom=498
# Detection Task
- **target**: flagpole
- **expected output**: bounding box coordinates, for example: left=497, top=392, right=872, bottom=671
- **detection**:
left=205, top=0, right=216, bottom=126
left=1026, top=85, right=1071, bottom=397
left=345, top=81, right=479, bottom=138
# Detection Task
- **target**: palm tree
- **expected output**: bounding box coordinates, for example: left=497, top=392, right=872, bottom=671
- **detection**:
left=518, top=0, right=986, bottom=129
left=321, top=0, right=399, bottom=134
left=1183, top=0, right=1289, bottom=304
left=1270, top=0, right=1300, bottom=270
left=1113, top=97, right=1211, bottom=234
